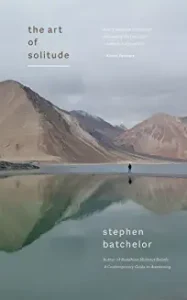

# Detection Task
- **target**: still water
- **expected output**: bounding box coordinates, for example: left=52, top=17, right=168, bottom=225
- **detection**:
left=0, top=170, right=187, bottom=299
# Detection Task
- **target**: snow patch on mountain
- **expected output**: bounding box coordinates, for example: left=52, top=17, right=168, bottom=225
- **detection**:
left=75, top=110, right=103, bottom=121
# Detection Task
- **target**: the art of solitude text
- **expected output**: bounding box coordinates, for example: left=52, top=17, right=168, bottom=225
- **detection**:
left=27, top=26, right=70, bottom=60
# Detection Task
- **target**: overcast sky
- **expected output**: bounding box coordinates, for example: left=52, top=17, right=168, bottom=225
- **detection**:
left=1, top=0, right=187, bottom=127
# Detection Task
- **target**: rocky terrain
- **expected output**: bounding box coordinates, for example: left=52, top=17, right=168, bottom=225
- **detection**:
left=0, top=161, right=39, bottom=171
left=115, top=113, right=187, bottom=160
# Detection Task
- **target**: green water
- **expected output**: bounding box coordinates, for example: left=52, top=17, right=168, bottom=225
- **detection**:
left=0, top=173, right=187, bottom=299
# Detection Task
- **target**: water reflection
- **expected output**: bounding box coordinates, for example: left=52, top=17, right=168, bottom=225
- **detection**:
left=0, top=174, right=187, bottom=252
left=128, top=175, right=132, bottom=184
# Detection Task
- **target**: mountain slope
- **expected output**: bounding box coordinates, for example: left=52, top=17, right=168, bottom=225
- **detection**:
left=71, top=110, right=124, bottom=138
left=115, top=113, right=187, bottom=159
left=0, top=80, right=115, bottom=162
left=70, top=110, right=127, bottom=150
left=180, top=116, right=187, bottom=124
left=115, top=124, right=127, bottom=131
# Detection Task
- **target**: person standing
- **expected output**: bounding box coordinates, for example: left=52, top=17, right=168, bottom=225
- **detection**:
left=128, top=163, right=132, bottom=173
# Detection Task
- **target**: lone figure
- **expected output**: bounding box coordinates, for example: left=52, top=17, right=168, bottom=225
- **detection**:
left=128, top=163, right=132, bottom=173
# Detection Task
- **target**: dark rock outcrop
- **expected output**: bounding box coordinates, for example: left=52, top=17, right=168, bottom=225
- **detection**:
left=0, top=161, right=40, bottom=171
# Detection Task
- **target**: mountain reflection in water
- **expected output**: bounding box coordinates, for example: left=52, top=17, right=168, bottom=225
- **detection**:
left=0, top=173, right=187, bottom=252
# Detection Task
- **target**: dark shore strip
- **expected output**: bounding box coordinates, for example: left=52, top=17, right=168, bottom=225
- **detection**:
left=0, top=161, right=40, bottom=171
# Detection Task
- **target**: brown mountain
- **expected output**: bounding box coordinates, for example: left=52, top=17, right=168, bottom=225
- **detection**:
left=0, top=80, right=144, bottom=163
left=115, top=113, right=187, bottom=159
left=1, top=80, right=182, bottom=162
left=0, top=80, right=118, bottom=163
left=70, top=110, right=125, bottom=150
left=70, top=110, right=124, bottom=137
left=70, top=110, right=136, bottom=154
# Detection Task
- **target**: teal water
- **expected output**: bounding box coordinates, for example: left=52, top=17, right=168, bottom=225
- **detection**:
left=0, top=171, right=187, bottom=299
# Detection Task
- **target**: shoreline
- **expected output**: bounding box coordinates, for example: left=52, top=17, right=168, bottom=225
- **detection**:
left=1, top=170, right=187, bottom=180
left=39, top=161, right=177, bottom=166
left=0, top=160, right=186, bottom=174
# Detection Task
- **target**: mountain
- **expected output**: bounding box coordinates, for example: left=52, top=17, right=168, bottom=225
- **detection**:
left=1, top=80, right=184, bottom=162
left=115, top=113, right=187, bottom=159
left=70, top=110, right=126, bottom=150
left=180, top=116, right=187, bottom=124
left=115, top=123, right=127, bottom=131
left=0, top=80, right=121, bottom=163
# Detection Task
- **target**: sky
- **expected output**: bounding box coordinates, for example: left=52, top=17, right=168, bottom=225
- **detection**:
left=1, top=0, right=187, bottom=128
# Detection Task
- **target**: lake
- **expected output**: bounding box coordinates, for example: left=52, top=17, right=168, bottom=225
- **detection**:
left=0, top=166, right=187, bottom=299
